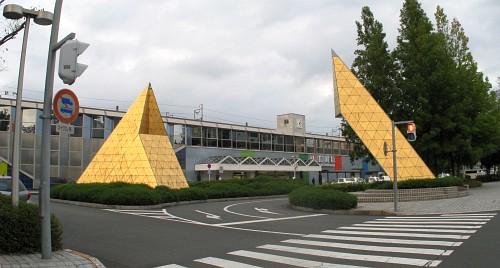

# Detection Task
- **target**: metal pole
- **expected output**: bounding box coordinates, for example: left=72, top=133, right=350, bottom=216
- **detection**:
left=40, top=0, right=63, bottom=259
left=11, top=17, right=31, bottom=207
left=391, top=120, right=398, bottom=212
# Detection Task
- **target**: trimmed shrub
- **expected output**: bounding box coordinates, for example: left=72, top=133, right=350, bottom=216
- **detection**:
left=288, top=186, right=357, bottom=210
left=365, top=177, right=465, bottom=190
left=323, top=183, right=366, bottom=192
left=465, top=179, right=482, bottom=188
left=51, top=177, right=306, bottom=205
left=0, top=194, right=63, bottom=254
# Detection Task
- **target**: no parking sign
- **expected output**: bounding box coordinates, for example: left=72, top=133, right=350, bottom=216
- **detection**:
left=53, top=89, right=79, bottom=124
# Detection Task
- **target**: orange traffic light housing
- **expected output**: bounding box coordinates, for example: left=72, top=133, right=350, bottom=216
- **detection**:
left=407, top=123, right=416, bottom=141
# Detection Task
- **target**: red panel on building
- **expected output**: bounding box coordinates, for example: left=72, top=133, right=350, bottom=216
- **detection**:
left=334, top=155, right=343, bottom=170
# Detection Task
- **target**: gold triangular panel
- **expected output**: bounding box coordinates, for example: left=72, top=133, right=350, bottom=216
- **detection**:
left=78, top=85, right=189, bottom=189
left=332, top=52, right=434, bottom=181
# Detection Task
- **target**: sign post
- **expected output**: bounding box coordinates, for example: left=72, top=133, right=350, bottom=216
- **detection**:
left=207, top=163, right=211, bottom=181
left=53, top=88, right=79, bottom=124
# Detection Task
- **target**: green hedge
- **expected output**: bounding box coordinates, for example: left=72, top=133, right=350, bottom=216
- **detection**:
left=0, top=194, right=63, bottom=254
left=288, top=186, right=357, bottom=210
left=51, top=177, right=308, bottom=205
left=366, top=177, right=465, bottom=190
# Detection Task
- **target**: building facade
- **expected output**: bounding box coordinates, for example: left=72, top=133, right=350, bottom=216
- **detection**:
left=0, top=97, right=383, bottom=189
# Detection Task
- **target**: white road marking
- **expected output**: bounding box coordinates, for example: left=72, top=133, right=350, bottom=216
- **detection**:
left=223, top=199, right=287, bottom=219
left=378, top=217, right=491, bottom=221
left=323, top=230, right=470, bottom=239
left=363, top=220, right=486, bottom=225
left=340, top=226, right=477, bottom=234
left=440, top=213, right=497, bottom=217
left=258, top=244, right=442, bottom=267
left=355, top=223, right=482, bottom=229
left=385, top=214, right=495, bottom=219
left=255, top=207, right=282, bottom=215
left=155, top=265, right=187, bottom=268
left=195, top=256, right=261, bottom=267
left=213, top=214, right=326, bottom=226
left=194, top=210, right=221, bottom=220
left=283, top=239, right=454, bottom=256
left=229, top=250, right=370, bottom=268
left=305, top=234, right=463, bottom=247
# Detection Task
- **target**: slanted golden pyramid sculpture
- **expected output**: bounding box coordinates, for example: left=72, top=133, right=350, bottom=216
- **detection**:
left=78, top=84, right=189, bottom=189
left=332, top=50, right=434, bottom=180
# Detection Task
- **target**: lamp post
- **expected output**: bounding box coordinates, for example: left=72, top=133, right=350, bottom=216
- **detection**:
left=291, top=155, right=297, bottom=179
left=3, top=4, right=53, bottom=207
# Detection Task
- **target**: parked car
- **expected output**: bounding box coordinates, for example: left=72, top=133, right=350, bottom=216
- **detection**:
left=462, top=169, right=487, bottom=179
left=438, top=172, right=451, bottom=178
left=379, top=175, right=391, bottom=181
left=365, top=176, right=380, bottom=183
left=0, top=176, right=31, bottom=201
left=332, top=178, right=349, bottom=184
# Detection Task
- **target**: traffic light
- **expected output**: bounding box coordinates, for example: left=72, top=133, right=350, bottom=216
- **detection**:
left=407, top=123, right=417, bottom=141
left=58, top=40, right=89, bottom=85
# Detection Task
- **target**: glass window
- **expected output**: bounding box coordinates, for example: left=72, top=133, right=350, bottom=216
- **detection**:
left=70, top=115, right=83, bottom=137
left=0, top=107, right=11, bottom=131
left=261, top=133, right=272, bottom=151
left=295, top=137, right=305, bottom=153
left=91, top=115, right=105, bottom=139
left=203, top=127, right=217, bottom=147
left=22, top=109, right=37, bottom=134
left=273, top=134, right=284, bottom=151
left=186, top=126, right=201, bottom=146
left=284, top=135, right=294, bottom=152
left=248, top=132, right=260, bottom=150
left=233, top=130, right=246, bottom=149
left=306, top=138, right=315, bottom=153
left=324, top=140, right=332, bottom=154
left=218, top=128, right=232, bottom=148
left=172, top=124, right=185, bottom=145
left=316, top=139, right=324, bottom=154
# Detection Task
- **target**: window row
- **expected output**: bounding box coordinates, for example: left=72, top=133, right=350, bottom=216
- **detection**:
left=169, top=124, right=349, bottom=155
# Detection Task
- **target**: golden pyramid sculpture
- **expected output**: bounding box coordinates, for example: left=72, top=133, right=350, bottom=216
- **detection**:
left=332, top=50, right=434, bottom=180
left=78, top=84, right=189, bottom=189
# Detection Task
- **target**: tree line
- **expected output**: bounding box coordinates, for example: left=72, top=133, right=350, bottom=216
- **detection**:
left=341, top=0, right=500, bottom=176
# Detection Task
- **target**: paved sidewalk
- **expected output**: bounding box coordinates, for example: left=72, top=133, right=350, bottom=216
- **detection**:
left=2, top=181, right=500, bottom=267
left=354, top=180, right=500, bottom=215
left=0, top=249, right=105, bottom=268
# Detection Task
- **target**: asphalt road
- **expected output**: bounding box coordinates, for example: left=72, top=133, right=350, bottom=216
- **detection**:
left=50, top=198, right=500, bottom=268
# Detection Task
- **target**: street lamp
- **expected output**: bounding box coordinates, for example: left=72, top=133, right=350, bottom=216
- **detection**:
left=291, top=155, right=297, bottom=179
left=3, top=4, right=53, bottom=207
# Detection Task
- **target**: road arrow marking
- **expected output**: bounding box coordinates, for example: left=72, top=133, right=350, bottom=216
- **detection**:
left=195, top=210, right=221, bottom=220
left=255, top=208, right=281, bottom=215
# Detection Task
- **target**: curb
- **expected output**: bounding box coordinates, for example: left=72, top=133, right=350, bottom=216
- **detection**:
left=64, top=249, right=106, bottom=268
left=291, top=205, right=397, bottom=216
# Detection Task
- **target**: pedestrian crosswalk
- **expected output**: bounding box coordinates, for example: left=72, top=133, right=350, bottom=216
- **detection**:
left=156, top=212, right=496, bottom=268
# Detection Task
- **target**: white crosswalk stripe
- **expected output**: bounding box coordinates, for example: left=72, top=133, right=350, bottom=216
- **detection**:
left=106, top=209, right=496, bottom=267
left=229, top=250, right=370, bottom=267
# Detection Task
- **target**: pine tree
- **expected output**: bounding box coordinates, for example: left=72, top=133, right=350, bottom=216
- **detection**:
left=341, top=6, right=396, bottom=164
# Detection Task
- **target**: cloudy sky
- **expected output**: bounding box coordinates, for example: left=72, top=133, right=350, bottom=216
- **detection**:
left=1, top=0, right=499, bottom=134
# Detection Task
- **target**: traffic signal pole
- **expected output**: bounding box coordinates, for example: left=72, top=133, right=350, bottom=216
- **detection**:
left=390, top=120, right=413, bottom=213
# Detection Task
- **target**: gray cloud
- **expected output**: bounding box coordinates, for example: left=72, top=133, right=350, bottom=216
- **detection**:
left=1, top=0, right=498, bottom=134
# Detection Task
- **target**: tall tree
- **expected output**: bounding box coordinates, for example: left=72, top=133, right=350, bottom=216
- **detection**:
left=341, top=6, right=396, bottom=164
left=391, top=0, right=457, bottom=173
left=436, top=6, right=499, bottom=173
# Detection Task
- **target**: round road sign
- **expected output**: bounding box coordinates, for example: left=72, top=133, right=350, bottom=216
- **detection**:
left=53, top=89, right=79, bottom=124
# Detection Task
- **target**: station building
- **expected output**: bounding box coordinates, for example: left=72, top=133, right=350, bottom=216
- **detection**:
left=0, top=97, right=383, bottom=189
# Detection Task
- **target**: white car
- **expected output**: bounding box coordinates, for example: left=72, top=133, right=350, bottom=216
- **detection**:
left=438, top=173, right=451, bottom=178
left=0, top=176, right=31, bottom=201
left=365, top=176, right=379, bottom=183
left=379, top=175, right=391, bottom=181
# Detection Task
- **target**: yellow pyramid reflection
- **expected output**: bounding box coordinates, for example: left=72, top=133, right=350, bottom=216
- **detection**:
left=332, top=51, right=434, bottom=180
left=78, top=84, right=189, bottom=189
